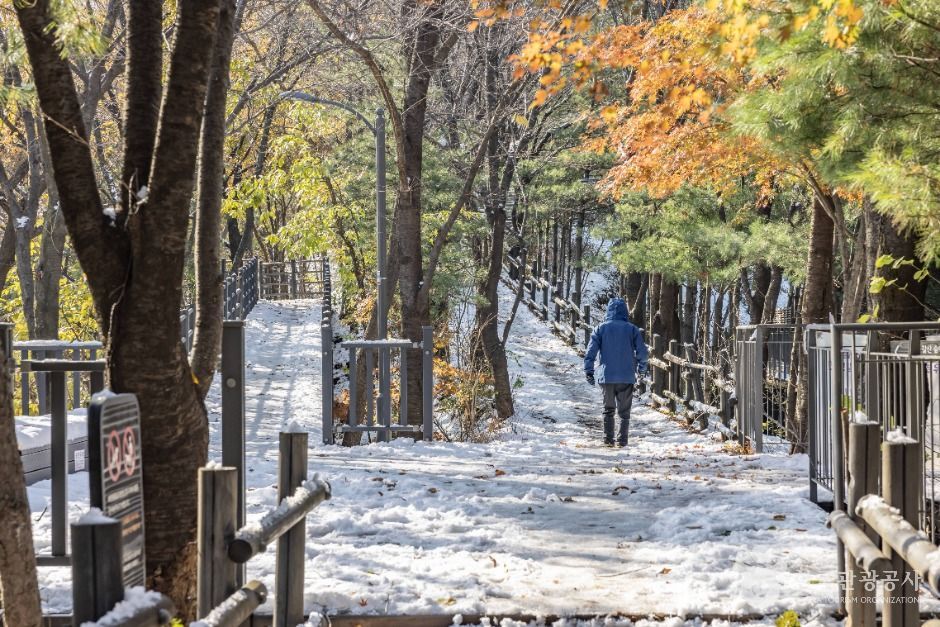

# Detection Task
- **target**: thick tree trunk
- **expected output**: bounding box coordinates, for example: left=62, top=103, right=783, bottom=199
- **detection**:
left=34, top=127, right=66, bottom=339
left=868, top=209, right=925, bottom=322
left=759, top=266, right=783, bottom=325
left=573, top=208, right=585, bottom=307
left=397, top=6, right=442, bottom=426
left=629, top=273, right=648, bottom=328
left=0, top=329, right=42, bottom=626
left=840, top=213, right=869, bottom=323
left=192, top=0, right=238, bottom=396
left=476, top=204, right=514, bottom=421
left=794, top=196, right=835, bottom=453
left=680, top=283, right=695, bottom=345
left=0, top=223, right=14, bottom=295
left=17, top=0, right=222, bottom=617
left=33, top=202, right=67, bottom=338
left=658, top=280, right=681, bottom=343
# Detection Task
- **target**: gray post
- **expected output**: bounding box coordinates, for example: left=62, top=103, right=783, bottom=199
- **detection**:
left=237, top=269, right=245, bottom=320
left=376, top=108, right=388, bottom=341
left=71, top=348, right=81, bottom=409
left=830, top=324, right=846, bottom=610
left=422, top=326, right=434, bottom=441
left=379, top=346, right=391, bottom=440
left=275, top=432, right=307, bottom=627
left=20, top=347, right=28, bottom=416
left=753, top=325, right=766, bottom=453
left=289, top=260, right=298, bottom=299
left=554, top=279, right=562, bottom=323
left=221, top=321, right=246, bottom=585
left=321, top=281, right=334, bottom=444
left=882, top=436, right=922, bottom=627
left=719, top=359, right=732, bottom=429
left=51, top=370, right=67, bottom=557
left=197, top=466, right=238, bottom=618
left=348, top=347, right=358, bottom=427
left=375, top=177, right=390, bottom=435
left=806, top=329, right=819, bottom=504
left=71, top=516, right=123, bottom=624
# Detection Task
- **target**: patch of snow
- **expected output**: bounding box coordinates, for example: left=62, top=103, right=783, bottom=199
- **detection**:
left=74, top=508, right=116, bottom=525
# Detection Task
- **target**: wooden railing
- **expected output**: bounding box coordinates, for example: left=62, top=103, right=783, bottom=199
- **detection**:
left=646, top=334, right=736, bottom=440
left=502, top=252, right=598, bottom=353
left=65, top=431, right=331, bottom=626
left=196, top=431, right=331, bottom=626
left=829, top=420, right=940, bottom=625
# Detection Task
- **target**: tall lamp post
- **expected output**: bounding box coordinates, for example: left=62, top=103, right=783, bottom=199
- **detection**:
left=280, top=92, right=392, bottom=441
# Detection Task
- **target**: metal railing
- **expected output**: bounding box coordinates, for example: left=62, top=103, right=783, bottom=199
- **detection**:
left=334, top=329, right=435, bottom=443
left=260, top=257, right=326, bottom=301
left=222, top=256, right=260, bottom=320
left=805, top=322, right=940, bottom=525
left=320, top=260, right=334, bottom=444
left=733, top=324, right=798, bottom=452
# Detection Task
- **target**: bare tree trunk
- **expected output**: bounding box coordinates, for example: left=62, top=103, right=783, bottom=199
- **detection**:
left=33, top=202, right=67, bottom=338
left=0, top=329, right=42, bottom=626
left=759, top=266, right=783, bottom=325
left=840, top=213, right=869, bottom=323
left=192, top=0, right=238, bottom=396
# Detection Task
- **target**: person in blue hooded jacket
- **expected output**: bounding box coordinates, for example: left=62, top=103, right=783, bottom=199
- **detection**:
left=584, top=297, right=649, bottom=446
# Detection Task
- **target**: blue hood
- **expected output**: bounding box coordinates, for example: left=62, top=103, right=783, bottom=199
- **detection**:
left=605, top=298, right=629, bottom=322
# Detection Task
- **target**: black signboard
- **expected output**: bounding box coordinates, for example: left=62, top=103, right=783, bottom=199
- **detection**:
left=88, top=392, right=146, bottom=588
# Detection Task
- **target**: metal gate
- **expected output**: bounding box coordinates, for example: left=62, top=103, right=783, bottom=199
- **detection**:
left=734, top=324, right=797, bottom=452
left=806, top=322, right=940, bottom=539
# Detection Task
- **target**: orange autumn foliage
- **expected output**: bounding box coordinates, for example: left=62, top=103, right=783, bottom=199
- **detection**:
left=578, top=7, right=784, bottom=199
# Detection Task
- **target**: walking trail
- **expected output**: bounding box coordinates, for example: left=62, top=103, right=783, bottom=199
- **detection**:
left=32, top=292, right=839, bottom=622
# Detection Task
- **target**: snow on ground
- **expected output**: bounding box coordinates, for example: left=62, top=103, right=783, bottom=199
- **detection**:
left=33, top=295, right=845, bottom=621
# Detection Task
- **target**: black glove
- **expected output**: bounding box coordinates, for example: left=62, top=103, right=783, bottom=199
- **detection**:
left=585, top=372, right=596, bottom=386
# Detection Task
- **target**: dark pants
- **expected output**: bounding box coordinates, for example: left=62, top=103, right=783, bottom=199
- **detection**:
left=601, top=383, right=634, bottom=446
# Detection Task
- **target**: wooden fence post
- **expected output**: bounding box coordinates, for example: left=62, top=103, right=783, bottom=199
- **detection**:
left=882, top=436, right=922, bottom=627
left=845, top=420, right=880, bottom=626
left=71, top=515, right=123, bottom=624
left=652, top=334, right=665, bottom=400
left=554, top=279, right=562, bottom=323
left=275, top=432, right=308, bottom=627
left=667, top=339, right=680, bottom=412
left=541, top=270, right=550, bottom=321
left=198, top=466, right=239, bottom=618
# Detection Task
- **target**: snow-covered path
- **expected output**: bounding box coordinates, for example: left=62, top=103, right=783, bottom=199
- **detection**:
left=229, top=297, right=838, bottom=619
left=32, top=297, right=840, bottom=621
